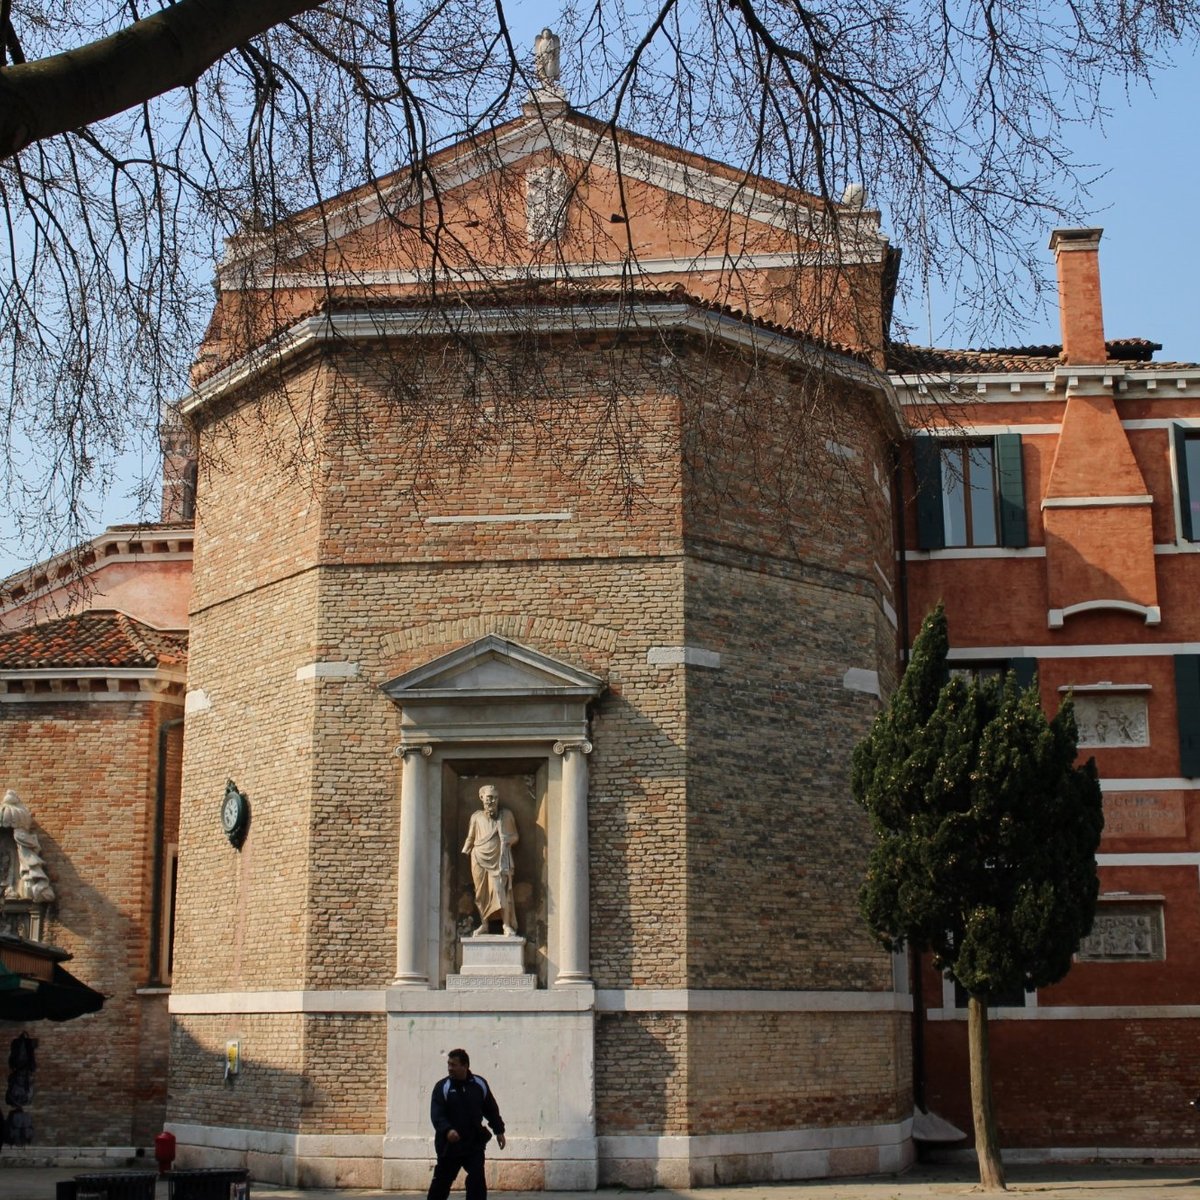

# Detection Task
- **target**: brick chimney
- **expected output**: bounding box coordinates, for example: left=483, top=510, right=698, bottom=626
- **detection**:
left=1050, top=227, right=1106, bottom=365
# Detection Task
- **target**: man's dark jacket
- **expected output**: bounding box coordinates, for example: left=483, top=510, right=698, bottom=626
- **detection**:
left=430, top=1073, right=505, bottom=1156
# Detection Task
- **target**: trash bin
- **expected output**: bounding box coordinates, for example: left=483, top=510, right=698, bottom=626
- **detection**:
left=72, top=1173, right=158, bottom=1200
left=166, top=1167, right=250, bottom=1200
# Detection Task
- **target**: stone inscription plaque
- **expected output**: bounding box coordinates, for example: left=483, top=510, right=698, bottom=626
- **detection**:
left=1103, top=791, right=1187, bottom=839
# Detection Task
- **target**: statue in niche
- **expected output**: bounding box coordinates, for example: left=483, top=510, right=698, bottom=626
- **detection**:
left=462, top=785, right=519, bottom=937
left=0, top=790, right=55, bottom=903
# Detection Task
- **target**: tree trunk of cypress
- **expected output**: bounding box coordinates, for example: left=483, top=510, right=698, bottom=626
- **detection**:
left=968, top=994, right=1006, bottom=1190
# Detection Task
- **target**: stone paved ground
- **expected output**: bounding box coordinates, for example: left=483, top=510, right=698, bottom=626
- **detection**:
left=2, top=1162, right=1198, bottom=1200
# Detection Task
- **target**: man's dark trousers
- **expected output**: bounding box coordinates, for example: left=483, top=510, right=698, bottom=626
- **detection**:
left=428, top=1142, right=487, bottom=1200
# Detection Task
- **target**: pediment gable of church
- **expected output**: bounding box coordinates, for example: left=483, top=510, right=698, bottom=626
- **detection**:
left=218, top=110, right=886, bottom=295
left=383, top=634, right=604, bottom=702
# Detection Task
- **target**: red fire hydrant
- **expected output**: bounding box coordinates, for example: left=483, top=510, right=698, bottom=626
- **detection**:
left=154, top=1130, right=177, bottom=1175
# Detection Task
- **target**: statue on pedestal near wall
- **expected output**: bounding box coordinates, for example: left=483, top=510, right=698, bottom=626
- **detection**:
left=462, top=785, right=520, bottom=936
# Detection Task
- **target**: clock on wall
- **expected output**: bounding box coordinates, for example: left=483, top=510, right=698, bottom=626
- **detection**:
left=220, top=781, right=250, bottom=849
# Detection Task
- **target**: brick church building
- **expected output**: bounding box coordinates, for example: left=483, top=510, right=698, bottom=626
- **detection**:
left=0, top=76, right=1196, bottom=1186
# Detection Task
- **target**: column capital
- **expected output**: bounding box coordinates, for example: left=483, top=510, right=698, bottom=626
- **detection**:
left=395, top=742, right=433, bottom=760
left=553, top=738, right=592, bottom=756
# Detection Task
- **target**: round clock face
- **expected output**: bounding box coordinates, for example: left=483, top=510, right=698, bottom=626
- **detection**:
left=221, top=791, right=242, bottom=833
left=221, top=784, right=248, bottom=845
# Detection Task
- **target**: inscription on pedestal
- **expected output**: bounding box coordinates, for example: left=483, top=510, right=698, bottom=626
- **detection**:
left=448, top=933, right=534, bottom=989
left=446, top=972, right=537, bottom=990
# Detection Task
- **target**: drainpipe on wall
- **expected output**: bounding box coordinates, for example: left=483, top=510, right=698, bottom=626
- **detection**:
left=147, top=714, right=184, bottom=987
left=891, top=441, right=924, bottom=1112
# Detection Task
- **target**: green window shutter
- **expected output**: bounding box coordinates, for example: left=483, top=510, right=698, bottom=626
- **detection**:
left=1175, top=655, right=1200, bottom=777
left=1008, top=656, right=1037, bottom=693
left=995, top=433, right=1027, bottom=548
left=913, top=436, right=945, bottom=550
left=1174, top=424, right=1195, bottom=541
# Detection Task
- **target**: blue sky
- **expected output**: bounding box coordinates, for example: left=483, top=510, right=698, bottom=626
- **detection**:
left=907, top=42, right=1200, bottom=363
left=1, top=29, right=1198, bottom=578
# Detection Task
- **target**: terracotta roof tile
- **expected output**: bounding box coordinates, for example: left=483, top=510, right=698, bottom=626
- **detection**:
left=886, top=337, right=1188, bottom=375
left=193, top=278, right=872, bottom=385
left=0, top=611, right=187, bottom=671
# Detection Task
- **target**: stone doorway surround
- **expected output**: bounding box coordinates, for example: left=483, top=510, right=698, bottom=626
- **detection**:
left=380, top=635, right=604, bottom=1190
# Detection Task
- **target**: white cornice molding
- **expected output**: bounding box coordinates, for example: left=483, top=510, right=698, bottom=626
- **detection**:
left=1041, top=494, right=1152, bottom=509
left=944, top=641, right=1200, bottom=659
left=167, top=986, right=910, bottom=1015
left=0, top=665, right=187, bottom=705
left=257, top=250, right=886, bottom=292
left=927, top=1003, right=1200, bottom=1022
left=0, top=531, right=194, bottom=617
left=893, top=368, right=1200, bottom=397
left=181, top=304, right=894, bottom=421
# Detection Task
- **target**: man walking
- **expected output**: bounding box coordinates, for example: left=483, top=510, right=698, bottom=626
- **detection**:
left=427, top=1048, right=506, bottom=1200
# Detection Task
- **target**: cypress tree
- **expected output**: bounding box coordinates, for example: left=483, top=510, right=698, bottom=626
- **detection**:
left=852, top=604, right=1104, bottom=1190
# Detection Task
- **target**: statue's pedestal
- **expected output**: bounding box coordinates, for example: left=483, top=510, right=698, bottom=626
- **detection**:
left=447, top=934, right=534, bottom=990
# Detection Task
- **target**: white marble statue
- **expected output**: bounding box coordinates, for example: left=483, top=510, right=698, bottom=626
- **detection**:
left=0, top=789, right=55, bottom=903
left=462, top=785, right=519, bottom=936
left=534, top=28, right=561, bottom=88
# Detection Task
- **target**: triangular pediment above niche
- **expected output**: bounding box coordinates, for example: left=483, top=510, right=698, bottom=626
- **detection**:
left=382, top=635, right=604, bottom=702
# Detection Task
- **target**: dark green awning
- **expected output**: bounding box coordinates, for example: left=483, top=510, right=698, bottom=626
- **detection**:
left=0, top=960, right=104, bottom=1022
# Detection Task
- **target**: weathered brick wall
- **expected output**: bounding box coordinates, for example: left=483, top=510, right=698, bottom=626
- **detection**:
left=170, top=1014, right=305, bottom=1129
left=190, top=365, right=325, bottom=613
left=299, top=1015, right=388, bottom=1134
left=596, top=1010, right=910, bottom=1138
left=595, top=1012, right=689, bottom=1134
left=680, top=374, right=897, bottom=990
left=924, top=1017, right=1199, bottom=1147
left=0, top=696, right=179, bottom=1145
left=685, top=1011, right=910, bottom=1131
left=684, top=562, right=894, bottom=990
left=173, top=571, right=319, bottom=994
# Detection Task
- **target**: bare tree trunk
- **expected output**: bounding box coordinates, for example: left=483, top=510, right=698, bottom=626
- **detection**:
left=0, top=0, right=319, bottom=157
left=967, top=994, right=1006, bottom=1190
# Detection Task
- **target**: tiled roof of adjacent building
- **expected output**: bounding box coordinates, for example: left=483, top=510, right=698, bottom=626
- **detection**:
left=0, top=611, right=187, bottom=671
left=886, top=337, right=1193, bottom=374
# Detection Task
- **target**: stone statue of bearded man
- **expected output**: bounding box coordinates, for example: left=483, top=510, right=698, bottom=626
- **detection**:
left=462, top=785, right=519, bottom=936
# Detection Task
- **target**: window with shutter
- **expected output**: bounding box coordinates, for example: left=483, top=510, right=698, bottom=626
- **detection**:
left=1173, top=425, right=1200, bottom=541
left=1175, top=654, right=1200, bottom=777
left=912, top=434, right=1026, bottom=550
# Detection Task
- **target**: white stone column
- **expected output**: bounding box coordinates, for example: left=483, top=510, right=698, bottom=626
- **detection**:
left=393, top=743, right=432, bottom=986
left=554, top=738, right=592, bottom=985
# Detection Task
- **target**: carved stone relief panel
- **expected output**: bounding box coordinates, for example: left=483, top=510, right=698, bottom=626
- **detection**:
left=1077, top=902, right=1165, bottom=961
left=0, top=789, right=55, bottom=941
left=1073, top=693, right=1149, bottom=748
left=526, top=166, right=570, bottom=244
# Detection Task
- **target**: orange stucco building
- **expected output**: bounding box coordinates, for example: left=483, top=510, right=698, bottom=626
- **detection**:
left=891, top=228, right=1200, bottom=1154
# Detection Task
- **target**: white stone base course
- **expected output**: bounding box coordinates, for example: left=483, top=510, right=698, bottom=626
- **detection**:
left=166, top=1121, right=915, bottom=1190
left=598, top=1121, right=914, bottom=1188
left=928, top=1145, right=1200, bottom=1166
left=0, top=1147, right=141, bottom=1170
